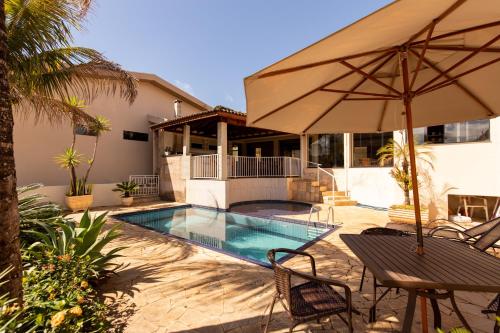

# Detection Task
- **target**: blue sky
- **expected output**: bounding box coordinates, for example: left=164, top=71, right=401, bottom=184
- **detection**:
left=74, top=0, right=391, bottom=111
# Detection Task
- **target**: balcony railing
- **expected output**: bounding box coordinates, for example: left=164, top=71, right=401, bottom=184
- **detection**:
left=191, top=154, right=220, bottom=179
left=227, top=156, right=300, bottom=178
left=129, top=175, right=159, bottom=197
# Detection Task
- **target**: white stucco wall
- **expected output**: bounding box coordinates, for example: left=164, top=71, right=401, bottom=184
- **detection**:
left=14, top=78, right=206, bottom=188
left=35, top=183, right=122, bottom=207
left=185, top=178, right=291, bottom=209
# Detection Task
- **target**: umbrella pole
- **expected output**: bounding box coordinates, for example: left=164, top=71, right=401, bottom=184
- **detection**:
left=401, top=50, right=428, bottom=333
left=400, top=51, right=424, bottom=253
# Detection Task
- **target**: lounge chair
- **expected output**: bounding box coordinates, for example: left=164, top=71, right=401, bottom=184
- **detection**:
left=427, top=216, right=500, bottom=246
left=482, top=294, right=500, bottom=333
left=264, top=248, right=357, bottom=333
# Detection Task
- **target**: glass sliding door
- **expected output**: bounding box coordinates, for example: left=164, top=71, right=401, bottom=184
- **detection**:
left=352, top=132, right=393, bottom=167
left=308, top=134, right=344, bottom=168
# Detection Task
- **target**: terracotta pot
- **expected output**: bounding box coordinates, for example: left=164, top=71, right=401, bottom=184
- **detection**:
left=65, top=195, right=93, bottom=212
left=121, top=197, right=134, bottom=207
left=388, top=207, right=429, bottom=225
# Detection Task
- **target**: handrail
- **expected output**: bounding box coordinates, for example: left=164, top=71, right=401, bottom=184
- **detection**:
left=307, top=161, right=335, bottom=188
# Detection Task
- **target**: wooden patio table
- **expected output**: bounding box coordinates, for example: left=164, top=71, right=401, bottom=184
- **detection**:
left=340, top=234, right=500, bottom=332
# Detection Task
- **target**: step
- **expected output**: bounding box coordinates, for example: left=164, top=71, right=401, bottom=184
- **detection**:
left=322, top=196, right=357, bottom=206
left=334, top=191, right=347, bottom=196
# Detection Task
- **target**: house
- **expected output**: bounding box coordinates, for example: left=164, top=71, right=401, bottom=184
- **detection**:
left=14, top=71, right=210, bottom=206
left=152, top=106, right=500, bottom=219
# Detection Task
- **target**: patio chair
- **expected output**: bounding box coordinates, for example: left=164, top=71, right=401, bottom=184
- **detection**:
left=357, top=227, right=412, bottom=323
left=264, top=248, right=356, bottom=333
left=481, top=294, right=500, bottom=333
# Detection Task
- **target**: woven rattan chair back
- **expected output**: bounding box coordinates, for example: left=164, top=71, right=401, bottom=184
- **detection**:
left=267, top=249, right=293, bottom=306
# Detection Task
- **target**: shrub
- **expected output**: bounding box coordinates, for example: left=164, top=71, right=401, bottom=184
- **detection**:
left=21, top=250, right=109, bottom=332
left=26, top=210, right=125, bottom=276
left=0, top=267, right=24, bottom=333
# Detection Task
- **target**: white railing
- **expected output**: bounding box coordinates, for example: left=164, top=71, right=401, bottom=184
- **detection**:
left=227, top=156, right=300, bottom=178
left=129, top=175, right=159, bottom=197
left=307, top=161, right=336, bottom=191
left=192, top=154, right=220, bottom=179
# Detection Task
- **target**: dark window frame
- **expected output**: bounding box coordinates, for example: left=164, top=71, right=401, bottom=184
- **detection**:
left=123, top=130, right=149, bottom=142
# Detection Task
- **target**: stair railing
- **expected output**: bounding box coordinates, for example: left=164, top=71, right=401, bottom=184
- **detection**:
left=307, top=161, right=335, bottom=192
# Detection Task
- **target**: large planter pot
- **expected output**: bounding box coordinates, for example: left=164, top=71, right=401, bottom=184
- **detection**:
left=121, top=197, right=134, bottom=207
left=65, top=195, right=93, bottom=212
left=388, top=207, right=429, bottom=225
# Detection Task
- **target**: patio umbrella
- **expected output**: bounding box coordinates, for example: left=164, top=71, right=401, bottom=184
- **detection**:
left=244, top=0, right=500, bottom=255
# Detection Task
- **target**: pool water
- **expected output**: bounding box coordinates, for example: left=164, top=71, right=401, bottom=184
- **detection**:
left=115, top=206, right=331, bottom=266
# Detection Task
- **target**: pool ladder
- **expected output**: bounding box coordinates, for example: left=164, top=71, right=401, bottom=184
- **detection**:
left=307, top=205, right=338, bottom=229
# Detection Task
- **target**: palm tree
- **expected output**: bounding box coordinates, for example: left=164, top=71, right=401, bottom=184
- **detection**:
left=377, top=138, right=434, bottom=206
left=83, top=115, right=111, bottom=184
left=0, top=0, right=138, bottom=300
left=0, top=0, right=22, bottom=303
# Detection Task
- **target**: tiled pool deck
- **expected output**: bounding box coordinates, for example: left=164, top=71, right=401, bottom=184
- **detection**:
left=71, top=202, right=498, bottom=333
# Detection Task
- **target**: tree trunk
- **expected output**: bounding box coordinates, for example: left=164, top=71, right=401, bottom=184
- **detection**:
left=83, top=135, right=99, bottom=184
left=0, top=1, right=23, bottom=302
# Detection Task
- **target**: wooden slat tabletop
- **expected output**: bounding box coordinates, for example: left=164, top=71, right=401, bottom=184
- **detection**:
left=341, top=234, right=500, bottom=292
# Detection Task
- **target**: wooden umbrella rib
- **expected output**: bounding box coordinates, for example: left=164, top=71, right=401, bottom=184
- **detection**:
left=340, top=60, right=402, bottom=95
left=411, top=20, right=500, bottom=46
left=410, top=49, right=495, bottom=117
left=413, top=45, right=500, bottom=53
left=406, top=0, right=467, bottom=44
left=409, top=22, right=435, bottom=90
left=344, top=97, right=399, bottom=101
left=320, top=88, right=399, bottom=98
left=418, top=56, right=500, bottom=96
left=302, top=53, right=396, bottom=133
left=249, top=51, right=395, bottom=125
left=255, top=47, right=397, bottom=79
left=416, top=34, right=500, bottom=93
left=377, top=61, right=399, bottom=132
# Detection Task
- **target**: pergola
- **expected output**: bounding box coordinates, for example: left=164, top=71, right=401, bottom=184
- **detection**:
left=151, top=106, right=295, bottom=180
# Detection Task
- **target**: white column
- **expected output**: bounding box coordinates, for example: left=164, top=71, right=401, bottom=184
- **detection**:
left=181, top=125, right=191, bottom=180
left=182, top=125, right=190, bottom=156
left=343, top=133, right=351, bottom=194
left=300, top=134, right=308, bottom=178
left=217, top=122, right=228, bottom=180
left=152, top=130, right=158, bottom=174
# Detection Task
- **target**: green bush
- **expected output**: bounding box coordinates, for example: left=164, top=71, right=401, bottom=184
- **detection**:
left=0, top=267, right=24, bottom=333
left=26, top=211, right=125, bottom=276
left=21, top=250, right=109, bottom=332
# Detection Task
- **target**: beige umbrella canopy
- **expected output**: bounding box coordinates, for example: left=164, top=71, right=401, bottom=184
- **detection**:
left=244, top=0, right=500, bottom=253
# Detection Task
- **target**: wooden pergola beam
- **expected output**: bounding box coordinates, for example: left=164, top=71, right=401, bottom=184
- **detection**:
left=416, top=34, right=500, bottom=93
left=250, top=51, right=394, bottom=124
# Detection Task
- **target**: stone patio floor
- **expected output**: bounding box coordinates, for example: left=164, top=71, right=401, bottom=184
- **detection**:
left=71, top=202, right=498, bottom=333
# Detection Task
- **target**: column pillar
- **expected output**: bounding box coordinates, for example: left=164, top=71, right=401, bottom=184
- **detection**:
left=181, top=125, right=191, bottom=180
left=300, top=134, right=308, bottom=178
left=217, top=122, right=228, bottom=180
left=343, top=133, right=351, bottom=194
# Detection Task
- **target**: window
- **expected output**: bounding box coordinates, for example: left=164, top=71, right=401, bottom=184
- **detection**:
left=414, top=120, right=490, bottom=144
left=208, top=145, right=217, bottom=151
left=74, top=124, right=97, bottom=136
left=123, top=130, right=148, bottom=142
left=352, top=132, right=392, bottom=167
left=308, top=134, right=344, bottom=168
left=191, top=143, right=203, bottom=149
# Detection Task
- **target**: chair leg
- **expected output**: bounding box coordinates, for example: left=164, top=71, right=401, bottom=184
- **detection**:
left=370, top=276, right=377, bottom=322
left=449, top=291, right=472, bottom=332
left=264, top=294, right=277, bottom=333
left=359, top=266, right=366, bottom=291
left=495, top=303, right=500, bottom=333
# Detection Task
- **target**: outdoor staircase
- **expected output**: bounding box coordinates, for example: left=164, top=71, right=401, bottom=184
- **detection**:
left=290, top=173, right=357, bottom=206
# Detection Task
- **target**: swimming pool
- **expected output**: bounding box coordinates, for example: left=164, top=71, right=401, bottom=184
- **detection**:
left=114, top=206, right=332, bottom=267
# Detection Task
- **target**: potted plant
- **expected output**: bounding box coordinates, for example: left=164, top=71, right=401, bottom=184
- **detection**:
left=113, top=181, right=138, bottom=206
left=55, top=104, right=111, bottom=212
left=377, top=137, right=434, bottom=225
